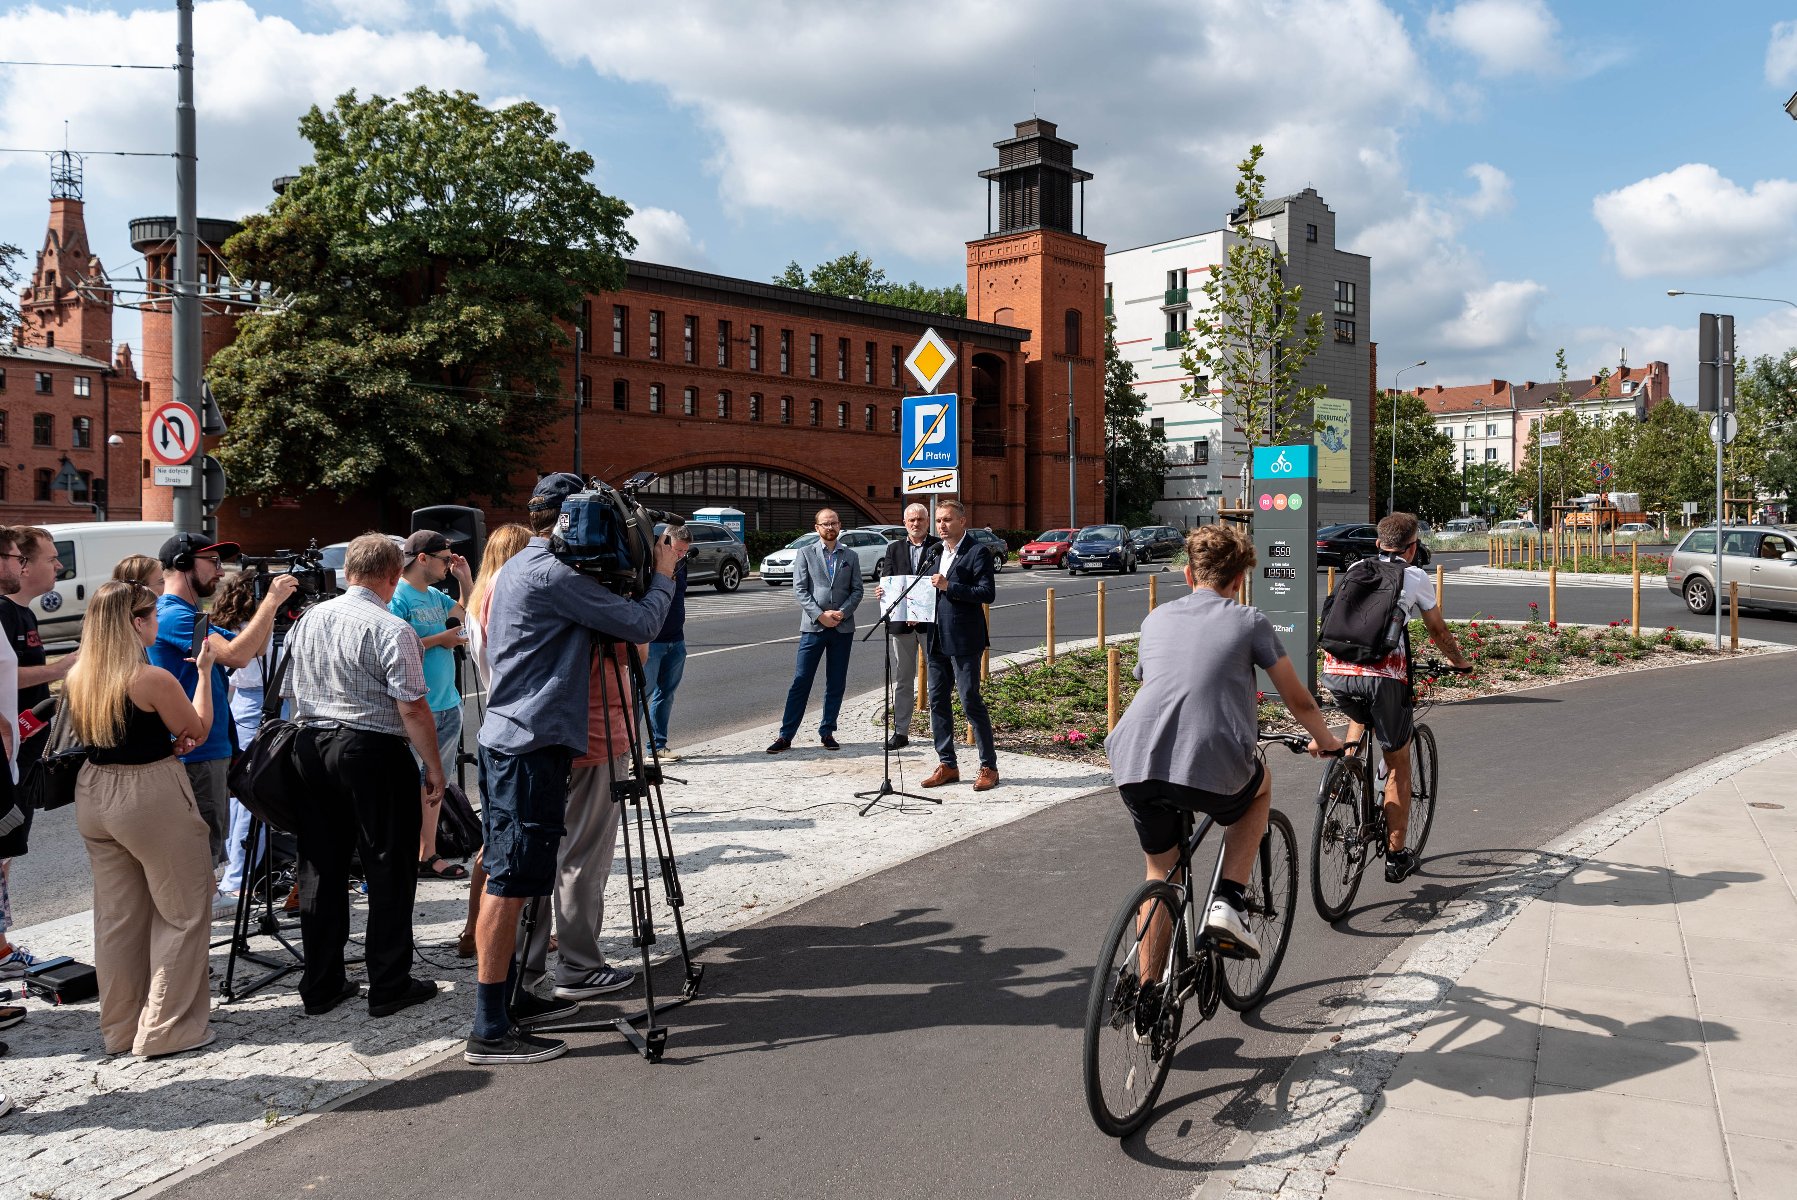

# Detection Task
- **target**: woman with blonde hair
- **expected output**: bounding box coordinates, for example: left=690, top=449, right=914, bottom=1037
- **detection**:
left=110, top=554, right=163, bottom=594
left=69, top=579, right=218, bottom=1058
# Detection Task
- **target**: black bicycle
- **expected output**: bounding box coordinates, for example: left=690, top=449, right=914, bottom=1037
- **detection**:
left=1081, top=735, right=1317, bottom=1138
left=1310, top=661, right=1471, bottom=922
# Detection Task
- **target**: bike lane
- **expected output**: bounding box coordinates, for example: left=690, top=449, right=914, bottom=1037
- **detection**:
left=159, top=652, right=1795, bottom=1200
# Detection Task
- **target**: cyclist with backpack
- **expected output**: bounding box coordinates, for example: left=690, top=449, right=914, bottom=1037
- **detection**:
left=1318, top=513, right=1470, bottom=884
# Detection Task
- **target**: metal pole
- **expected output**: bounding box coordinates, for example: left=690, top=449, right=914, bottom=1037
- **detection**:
left=1067, top=359, right=1077, bottom=527
left=170, top=0, right=201, bottom=534
left=572, top=322, right=583, bottom=475
left=1389, top=361, right=1426, bottom=514
left=1715, top=415, right=1724, bottom=650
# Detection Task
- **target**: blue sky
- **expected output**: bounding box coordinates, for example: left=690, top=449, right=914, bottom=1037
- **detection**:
left=3, top=0, right=1796, bottom=398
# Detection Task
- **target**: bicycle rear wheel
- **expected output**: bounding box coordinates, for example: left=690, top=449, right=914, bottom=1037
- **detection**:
left=1082, top=879, right=1188, bottom=1137
left=1220, top=808, right=1299, bottom=1012
left=1406, top=723, right=1438, bottom=859
left=1311, top=758, right=1370, bottom=922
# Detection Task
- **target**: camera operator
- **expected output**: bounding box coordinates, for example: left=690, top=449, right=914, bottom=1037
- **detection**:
left=465, top=472, right=678, bottom=1067
left=280, top=533, right=444, bottom=1019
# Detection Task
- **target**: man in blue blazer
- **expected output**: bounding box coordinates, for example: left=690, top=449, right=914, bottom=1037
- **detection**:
left=922, top=499, right=999, bottom=791
left=768, top=509, right=863, bottom=753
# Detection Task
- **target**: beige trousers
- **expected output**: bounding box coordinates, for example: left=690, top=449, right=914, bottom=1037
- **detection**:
left=76, top=757, right=215, bottom=1057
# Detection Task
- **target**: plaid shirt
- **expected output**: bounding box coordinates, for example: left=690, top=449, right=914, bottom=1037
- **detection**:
left=281, top=586, right=427, bottom=737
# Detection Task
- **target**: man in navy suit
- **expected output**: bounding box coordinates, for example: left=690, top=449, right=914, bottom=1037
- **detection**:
left=768, top=509, right=863, bottom=753
left=921, top=499, right=999, bottom=791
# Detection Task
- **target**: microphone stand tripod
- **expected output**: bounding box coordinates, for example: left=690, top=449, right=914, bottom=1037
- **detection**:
left=854, top=566, right=939, bottom=817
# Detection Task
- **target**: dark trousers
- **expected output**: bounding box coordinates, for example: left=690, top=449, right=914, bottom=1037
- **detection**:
left=928, top=650, right=996, bottom=770
left=293, top=725, right=422, bottom=1009
left=778, top=627, right=853, bottom=740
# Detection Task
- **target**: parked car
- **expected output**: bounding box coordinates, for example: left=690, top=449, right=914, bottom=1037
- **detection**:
left=1616, top=522, right=1657, bottom=537
left=1442, top=517, right=1489, bottom=534
left=855, top=524, right=908, bottom=542
left=1493, top=520, right=1537, bottom=534
left=1129, top=524, right=1184, bottom=561
left=658, top=521, right=750, bottom=592
left=967, top=527, right=1009, bottom=571
left=1018, top=528, right=1076, bottom=569
left=320, top=534, right=408, bottom=595
left=1667, top=526, right=1797, bottom=614
left=758, top=528, right=887, bottom=586
left=38, top=520, right=178, bottom=644
left=1314, top=522, right=1380, bottom=569
left=1065, top=524, right=1138, bottom=575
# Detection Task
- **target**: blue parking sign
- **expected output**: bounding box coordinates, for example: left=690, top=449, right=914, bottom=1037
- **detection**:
left=901, top=394, right=959, bottom=470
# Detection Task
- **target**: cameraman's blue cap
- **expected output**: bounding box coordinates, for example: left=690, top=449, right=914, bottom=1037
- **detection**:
left=528, top=472, right=585, bottom=513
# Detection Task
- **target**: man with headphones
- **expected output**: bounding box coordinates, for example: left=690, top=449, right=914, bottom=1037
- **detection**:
left=391, top=530, right=474, bottom=882
left=151, top=533, right=298, bottom=863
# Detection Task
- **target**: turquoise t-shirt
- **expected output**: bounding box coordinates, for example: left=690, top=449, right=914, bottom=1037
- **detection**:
left=148, top=593, right=237, bottom=763
left=389, top=579, right=460, bottom=713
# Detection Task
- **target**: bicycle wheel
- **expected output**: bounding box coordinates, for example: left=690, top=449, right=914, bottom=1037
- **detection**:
left=1220, top=808, right=1299, bottom=1012
left=1405, top=723, right=1438, bottom=859
left=1082, top=879, right=1188, bottom=1137
left=1311, top=758, right=1370, bottom=922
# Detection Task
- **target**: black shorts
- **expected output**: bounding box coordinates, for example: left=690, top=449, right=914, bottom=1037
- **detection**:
left=1118, top=761, right=1265, bottom=856
left=1323, top=674, right=1414, bottom=753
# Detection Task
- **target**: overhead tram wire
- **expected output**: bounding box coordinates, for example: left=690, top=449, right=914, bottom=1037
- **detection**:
left=0, top=59, right=174, bottom=70
left=0, top=147, right=176, bottom=158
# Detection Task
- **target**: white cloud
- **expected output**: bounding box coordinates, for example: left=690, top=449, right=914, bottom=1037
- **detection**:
left=1426, top=0, right=1561, bottom=76
left=1461, top=162, right=1514, bottom=218
left=309, top=0, right=416, bottom=29
left=1436, top=280, right=1548, bottom=351
left=1768, top=21, right=1797, bottom=87
left=625, top=206, right=709, bottom=269
left=1592, top=163, right=1797, bottom=279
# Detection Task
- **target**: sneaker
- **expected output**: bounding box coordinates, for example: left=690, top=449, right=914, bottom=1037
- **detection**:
left=657, top=748, right=682, bottom=763
left=211, top=891, right=239, bottom=921
left=0, top=947, right=42, bottom=979
left=1204, top=898, right=1262, bottom=960
left=0, top=1005, right=23, bottom=1031
left=509, top=990, right=579, bottom=1029
left=552, top=964, right=636, bottom=1000
left=0, top=1089, right=10, bottom=1117
left=368, top=978, right=439, bottom=1018
left=464, top=1025, right=567, bottom=1066
left=1385, top=848, right=1416, bottom=884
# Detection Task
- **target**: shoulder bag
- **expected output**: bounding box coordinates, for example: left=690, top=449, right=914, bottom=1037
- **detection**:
left=20, top=694, right=88, bottom=812
left=227, top=622, right=307, bottom=834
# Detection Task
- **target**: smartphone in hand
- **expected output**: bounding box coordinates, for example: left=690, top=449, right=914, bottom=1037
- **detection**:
left=190, top=614, right=210, bottom=661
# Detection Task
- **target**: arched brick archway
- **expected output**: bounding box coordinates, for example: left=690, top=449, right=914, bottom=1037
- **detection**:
left=632, top=455, right=875, bottom=530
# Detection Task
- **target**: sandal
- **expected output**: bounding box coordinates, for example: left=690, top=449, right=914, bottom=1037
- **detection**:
left=419, top=856, right=469, bottom=881
left=456, top=928, right=476, bottom=958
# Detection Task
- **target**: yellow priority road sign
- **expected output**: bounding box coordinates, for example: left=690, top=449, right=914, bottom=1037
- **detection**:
left=904, top=327, right=956, bottom=393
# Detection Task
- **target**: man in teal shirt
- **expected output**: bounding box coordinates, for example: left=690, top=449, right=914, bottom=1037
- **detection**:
left=391, top=530, right=474, bottom=881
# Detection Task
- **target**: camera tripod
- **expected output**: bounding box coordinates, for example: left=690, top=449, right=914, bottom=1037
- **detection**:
left=512, top=637, right=702, bottom=1062
left=855, top=565, right=941, bottom=816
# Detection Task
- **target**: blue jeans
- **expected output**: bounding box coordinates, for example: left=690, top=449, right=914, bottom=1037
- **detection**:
left=645, top=641, right=687, bottom=750
left=779, top=627, right=854, bottom=741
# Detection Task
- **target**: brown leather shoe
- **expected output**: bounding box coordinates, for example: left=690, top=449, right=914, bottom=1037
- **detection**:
left=920, top=764, right=960, bottom=788
left=973, top=767, right=1000, bottom=792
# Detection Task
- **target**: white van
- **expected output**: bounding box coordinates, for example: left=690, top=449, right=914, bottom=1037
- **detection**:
left=35, top=520, right=177, bottom=644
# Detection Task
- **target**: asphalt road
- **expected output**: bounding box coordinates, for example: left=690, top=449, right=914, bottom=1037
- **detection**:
left=163, top=651, right=1796, bottom=1200
left=9, top=548, right=1795, bottom=929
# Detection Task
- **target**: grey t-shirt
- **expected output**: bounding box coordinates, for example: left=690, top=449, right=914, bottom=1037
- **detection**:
left=1106, top=587, right=1286, bottom=795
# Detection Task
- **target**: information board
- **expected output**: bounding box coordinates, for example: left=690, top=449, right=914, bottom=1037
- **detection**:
left=1314, top=397, right=1352, bottom=492
left=1250, top=445, right=1318, bottom=694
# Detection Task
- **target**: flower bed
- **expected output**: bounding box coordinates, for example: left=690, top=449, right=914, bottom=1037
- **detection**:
left=1487, top=552, right=1668, bottom=576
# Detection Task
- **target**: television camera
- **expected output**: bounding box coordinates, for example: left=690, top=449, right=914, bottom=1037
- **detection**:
left=548, top=471, right=688, bottom=598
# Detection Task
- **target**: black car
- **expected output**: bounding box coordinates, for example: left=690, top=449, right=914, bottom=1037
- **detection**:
left=1129, top=524, right=1184, bottom=561
left=1065, top=524, right=1138, bottom=575
left=1314, top=522, right=1379, bottom=569
left=967, top=527, right=1010, bottom=571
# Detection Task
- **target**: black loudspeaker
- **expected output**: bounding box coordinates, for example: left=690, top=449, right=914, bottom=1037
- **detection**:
left=411, top=505, right=487, bottom=582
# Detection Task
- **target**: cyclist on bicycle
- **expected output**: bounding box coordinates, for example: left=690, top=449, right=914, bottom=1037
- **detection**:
left=1319, top=512, right=1470, bottom=884
left=1108, top=524, right=1342, bottom=961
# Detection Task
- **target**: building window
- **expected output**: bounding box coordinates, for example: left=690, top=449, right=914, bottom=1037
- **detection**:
left=0, top=369, right=6, bottom=392
left=809, top=333, right=820, bottom=378
left=780, top=396, right=792, bottom=425
left=1463, top=449, right=1475, bottom=463
left=779, top=329, right=792, bottom=374
left=1333, top=319, right=1355, bottom=344
left=864, top=341, right=875, bottom=384
left=717, top=390, right=732, bottom=420
left=837, top=401, right=849, bottom=428
left=837, top=337, right=848, bottom=381
left=43, top=333, right=53, bottom=348
left=683, top=316, right=698, bottom=364
left=72, top=416, right=91, bottom=448
left=748, top=325, right=762, bottom=371
left=863, top=404, right=875, bottom=431
left=1150, top=417, right=1165, bottom=435
left=890, top=408, right=900, bottom=433
left=717, top=320, right=732, bottom=367
left=1334, top=281, right=1355, bottom=316
left=749, top=393, right=762, bottom=422
left=34, top=468, right=52, bottom=502
left=73, top=375, right=91, bottom=398
left=648, top=383, right=664, bottom=413
left=890, top=346, right=901, bottom=387
left=1194, top=437, right=1210, bottom=465
left=0, top=411, right=9, bottom=443
left=1306, top=223, right=1318, bottom=243
left=1464, top=424, right=1476, bottom=439
left=612, top=304, right=628, bottom=355
left=0, top=468, right=7, bottom=499
left=648, top=310, right=662, bottom=360
left=1065, top=309, right=1082, bottom=356
left=32, top=413, right=52, bottom=446
left=612, top=379, right=628, bottom=411
left=1486, top=422, right=1498, bottom=436
left=682, top=386, right=698, bottom=417
left=809, top=399, right=821, bottom=426
left=34, top=373, right=52, bottom=395
left=1485, top=447, right=1498, bottom=461
left=1166, top=308, right=1189, bottom=335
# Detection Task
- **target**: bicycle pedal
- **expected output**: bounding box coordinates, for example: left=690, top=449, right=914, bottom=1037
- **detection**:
left=1209, top=937, right=1260, bottom=961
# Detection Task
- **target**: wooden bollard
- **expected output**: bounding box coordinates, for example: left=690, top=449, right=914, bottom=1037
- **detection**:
left=1631, top=542, right=1641, bottom=636
left=1096, top=581, right=1107, bottom=649
left=1148, top=574, right=1158, bottom=611
left=1327, top=566, right=1336, bottom=595
left=1435, top=563, right=1444, bottom=609
left=1548, top=565, right=1558, bottom=625
left=916, top=645, right=927, bottom=708
left=1730, top=581, right=1740, bottom=651
left=1106, top=647, right=1121, bottom=733
left=1045, top=587, right=1056, bottom=665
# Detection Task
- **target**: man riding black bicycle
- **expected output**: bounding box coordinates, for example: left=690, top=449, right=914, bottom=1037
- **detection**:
left=1318, top=513, right=1471, bottom=884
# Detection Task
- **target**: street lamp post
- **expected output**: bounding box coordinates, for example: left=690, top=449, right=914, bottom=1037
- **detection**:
left=1390, top=360, right=1427, bottom=515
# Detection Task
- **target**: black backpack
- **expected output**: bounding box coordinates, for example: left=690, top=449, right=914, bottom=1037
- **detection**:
left=1318, top=558, right=1410, bottom=664
left=435, top=780, right=482, bottom=861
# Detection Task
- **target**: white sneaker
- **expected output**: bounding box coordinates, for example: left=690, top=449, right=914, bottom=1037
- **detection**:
left=211, top=891, right=239, bottom=921
left=1204, top=899, right=1262, bottom=960
left=0, top=946, right=42, bottom=978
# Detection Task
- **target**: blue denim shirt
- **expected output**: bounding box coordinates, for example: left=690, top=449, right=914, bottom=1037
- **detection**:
left=477, top=539, right=673, bottom=756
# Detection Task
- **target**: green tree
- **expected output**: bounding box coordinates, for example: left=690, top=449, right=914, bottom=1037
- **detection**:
left=1613, top=396, right=1711, bottom=520
left=209, top=87, right=634, bottom=510
left=1102, top=318, right=1166, bottom=525
left=1370, top=390, right=1459, bottom=522
left=0, top=241, right=21, bottom=342
left=1736, top=350, right=1797, bottom=504
left=1461, top=462, right=1527, bottom=523
left=1179, top=144, right=1325, bottom=452
left=775, top=252, right=966, bottom=316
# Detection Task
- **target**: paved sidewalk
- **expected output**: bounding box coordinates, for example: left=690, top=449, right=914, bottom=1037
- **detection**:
left=1324, top=747, right=1797, bottom=1199
left=0, top=678, right=1109, bottom=1200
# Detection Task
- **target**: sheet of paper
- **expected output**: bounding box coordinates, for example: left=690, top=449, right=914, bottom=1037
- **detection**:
left=878, top=574, right=937, bottom=624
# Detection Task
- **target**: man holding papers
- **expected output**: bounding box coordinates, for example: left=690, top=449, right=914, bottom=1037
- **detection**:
left=872, top=503, right=942, bottom=751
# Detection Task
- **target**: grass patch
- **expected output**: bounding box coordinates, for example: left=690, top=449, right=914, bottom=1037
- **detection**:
left=1487, top=553, right=1668, bottom=575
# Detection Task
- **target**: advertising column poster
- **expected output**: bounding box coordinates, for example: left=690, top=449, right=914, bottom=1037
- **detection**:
left=1314, top=397, right=1352, bottom=493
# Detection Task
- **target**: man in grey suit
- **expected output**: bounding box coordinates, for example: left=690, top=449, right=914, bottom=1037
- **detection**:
left=768, top=509, right=864, bottom=753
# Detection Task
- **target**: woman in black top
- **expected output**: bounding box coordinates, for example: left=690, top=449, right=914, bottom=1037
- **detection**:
left=68, top=580, right=217, bottom=1058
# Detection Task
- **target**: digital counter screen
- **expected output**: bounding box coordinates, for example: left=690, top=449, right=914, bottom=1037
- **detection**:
left=1263, top=565, right=1298, bottom=580
left=1269, top=542, right=1292, bottom=558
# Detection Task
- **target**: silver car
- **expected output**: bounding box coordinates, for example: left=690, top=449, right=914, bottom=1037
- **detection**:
left=1667, top=526, right=1797, bottom=614
left=759, top=529, right=887, bottom=586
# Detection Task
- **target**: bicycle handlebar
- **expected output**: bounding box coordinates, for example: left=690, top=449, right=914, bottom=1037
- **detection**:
left=1260, top=732, right=1347, bottom=757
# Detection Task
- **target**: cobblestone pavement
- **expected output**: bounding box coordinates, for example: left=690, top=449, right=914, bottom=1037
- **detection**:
left=0, top=664, right=1110, bottom=1200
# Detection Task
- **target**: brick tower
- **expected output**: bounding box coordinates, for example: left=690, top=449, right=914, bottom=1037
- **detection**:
left=16, top=152, right=114, bottom=361
left=966, top=119, right=1106, bottom=528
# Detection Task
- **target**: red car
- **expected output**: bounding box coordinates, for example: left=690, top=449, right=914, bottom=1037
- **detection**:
left=1019, top=528, right=1076, bottom=569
